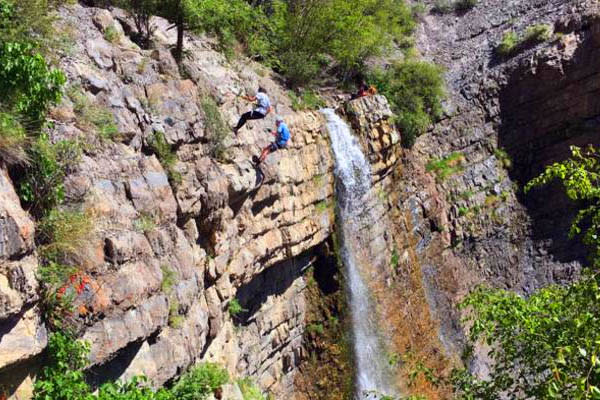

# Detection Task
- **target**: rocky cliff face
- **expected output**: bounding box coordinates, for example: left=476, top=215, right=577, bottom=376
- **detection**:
left=0, top=4, right=403, bottom=398
left=387, top=0, right=600, bottom=386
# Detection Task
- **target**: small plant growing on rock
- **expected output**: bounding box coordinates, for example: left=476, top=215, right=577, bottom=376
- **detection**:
left=37, top=208, right=94, bottom=261
left=19, top=135, right=81, bottom=217
left=390, top=248, right=400, bottom=271
left=168, top=300, right=184, bottom=329
left=426, top=152, right=465, bottom=182
left=307, top=323, right=325, bottom=335
left=524, top=23, right=552, bottom=44
left=494, top=147, right=512, bottom=169
left=103, top=25, right=120, bottom=44
left=496, top=31, right=519, bottom=56
left=228, top=298, right=247, bottom=318
left=68, top=86, right=118, bottom=141
left=161, top=265, right=177, bottom=294
left=238, top=378, right=268, bottom=400
left=148, top=131, right=181, bottom=185
left=134, top=213, right=156, bottom=234
left=201, top=96, right=229, bottom=162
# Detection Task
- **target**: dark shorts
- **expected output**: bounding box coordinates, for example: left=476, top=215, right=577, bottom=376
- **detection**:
left=269, top=141, right=287, bottom=152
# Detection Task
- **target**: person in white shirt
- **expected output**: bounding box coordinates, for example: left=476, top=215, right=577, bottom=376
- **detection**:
left=233, top=87, right=272, bottom=134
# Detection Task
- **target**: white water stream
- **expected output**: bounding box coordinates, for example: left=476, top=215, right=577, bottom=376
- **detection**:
left=321, top=109, right=396, bottom=399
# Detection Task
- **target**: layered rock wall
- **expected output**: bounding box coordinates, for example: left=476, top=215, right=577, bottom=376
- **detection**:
left=0, top=4, right=403, bottom=398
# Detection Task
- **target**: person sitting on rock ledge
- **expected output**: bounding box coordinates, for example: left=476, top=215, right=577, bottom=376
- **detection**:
left=254, top=116, right=290, bottom=166
left=233, top=86, right=272, bottom=134
left=351, top=82, right=377, bottom=100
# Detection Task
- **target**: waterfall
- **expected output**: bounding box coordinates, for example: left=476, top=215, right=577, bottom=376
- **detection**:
left=321, top=108, right=396, bottom=400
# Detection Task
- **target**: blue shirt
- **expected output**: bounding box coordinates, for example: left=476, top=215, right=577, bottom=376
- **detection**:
left=276, top=123, right=290, bottom=147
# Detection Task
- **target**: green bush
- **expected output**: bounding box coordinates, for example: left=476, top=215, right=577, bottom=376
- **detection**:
left=497, top=25, right=552, bottom=57
left=19, top=135, right=81, bottom=217
left=289, top=90, right=326, bottom=111
left=134, top=213, right=157, bottom=233
left=37, top=261, right=78, bottom=329
left=369, top=61, right=445, bottom=148
left=33, top=332, right=91, bottom=400
left=34, top=332, right=229, bottom=400
left=171, top=363, right=229, bottom=400
left=0, top=41, right=65, bottom=123
left=0, top=111, right=28, bottom=165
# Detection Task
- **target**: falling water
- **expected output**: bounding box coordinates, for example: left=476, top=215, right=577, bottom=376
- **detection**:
left=321, top=109, right=396, bottom=399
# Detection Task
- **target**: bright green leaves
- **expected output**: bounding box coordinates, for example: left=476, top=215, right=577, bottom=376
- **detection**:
left=0, top=41, right=65, bottom=123
left=369, top=60, right=445, bottom=148
left=34, top=332, right=230, bottom=400
left=525, top=145, right=600, bottom=264
left=455, top=276, right=600, bottom=399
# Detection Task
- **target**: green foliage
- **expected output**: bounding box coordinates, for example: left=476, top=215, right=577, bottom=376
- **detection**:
left=525, top=145, right=600, bottom=263
left=161, top=265, right=177, bottom=294
left=168, top=300, right=183, bottom=329
left=496, top=31, right=519, bottom=56
left=426, top=152, right=465, bottom=182
left=307, top=323, right=325, bottom=335
left=200, top=96, right=229, bottom=161
left=454, top=275, right=600, bottom=399
left=134, top=213, right=157, bottom=233
left=524, top=23, right=552, bottom=43
left=0, top=111, right=28, bottom=165
left=0, top=41, right=65, bottom=122
left=275, top=0, right=415, bottom=84
left=288, top=90, right=326, bottom=111
left=37, top=261, right=78, bottom=329
left=68, top=86, right=118, bottom=141
left=171, top=363, right=229, bottom=400
left=237, top=378, right=267, bottom=400
left=19, top=135, right=81, bottom=217
left=494, top=147, right=512, bottom=169
left=34, top=332, right=228, bottom=400
left=390, top=248, right=400, bottom=271
left=148, top=131, right=181, bottom=185
left=185, top=0, right=274, bottom=59
left=103, top=25, right=120, bottom=43
left=315, top=200, right=329, bottom=214
left=369, top=61, right=445, bottom=148
left=37, top=208, right=94, bottom=261
left=33, top=332, right=91, bottom=400
left=497, top=24, right=552, bottom=56
left=228, top=298, right=247, bottom=318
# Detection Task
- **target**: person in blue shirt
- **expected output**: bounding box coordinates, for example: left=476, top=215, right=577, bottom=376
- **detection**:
left=256, top=116, right=290, bottom=165
left=233, top=87, right=272, bottom=134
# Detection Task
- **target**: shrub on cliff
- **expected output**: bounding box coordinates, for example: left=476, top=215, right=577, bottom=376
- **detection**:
left=368, top=60, right=445, bottom=148
left=34, top=332, right=230, bottom=400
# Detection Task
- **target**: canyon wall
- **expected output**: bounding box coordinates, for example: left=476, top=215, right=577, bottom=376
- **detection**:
left=0, top=4, right=403, bottom=398
left=386, top=0, right=600, bottom=388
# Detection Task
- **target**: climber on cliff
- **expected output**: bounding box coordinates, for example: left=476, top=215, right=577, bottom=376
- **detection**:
left=233, top=87, right=272, bottom=134
left=254, top=116, right=290, bottom=166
